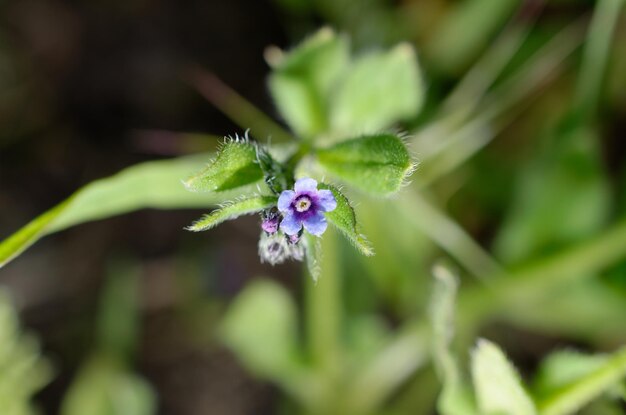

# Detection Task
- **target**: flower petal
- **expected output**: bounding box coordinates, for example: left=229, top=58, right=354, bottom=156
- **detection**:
left=277, top=190, right=296, bottom=212
left=280, top=212, right=302, bottom=235
left=294, top=177, right=318, bottom=193
left=303, top=212, right=328, bottom=236
left=317, top=189, right=337, bottom=212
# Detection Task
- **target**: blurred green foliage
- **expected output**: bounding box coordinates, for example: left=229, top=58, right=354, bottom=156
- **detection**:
left=2, top=0, right=626, bottom=414
left=0, top=292, right=51, bottom=415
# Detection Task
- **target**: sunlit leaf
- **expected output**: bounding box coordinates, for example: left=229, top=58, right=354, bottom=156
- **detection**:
left=0, top=154, right=227, bottom=268
left=316, top=133, right=415, bottom=195
left=183, top=138, right=263, bottom=193
left=186, top=196, right=277, bottom=232
left=330, top=43, right=423, bottom=133
left=268, top=27, right=349, bottom=138
left=471, top=339, right=536, bottom=415
left=319, top=184, right=373, bottom=256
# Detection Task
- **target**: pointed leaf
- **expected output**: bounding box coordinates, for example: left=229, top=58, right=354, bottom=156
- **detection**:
left=319, top=184, right=373, bottom=256
left=331, top=43, right=424, bottom=133
left=186, top=196, right=277, bottom=232
left=471, top=339, right=537, bottom=415
left=183, top=138, right=264, bottom=192
left=268, top=27, right=349, bottom=137
left=0, top=154, right=226, bottom=268
left=317, top=133, right=415, bottom=195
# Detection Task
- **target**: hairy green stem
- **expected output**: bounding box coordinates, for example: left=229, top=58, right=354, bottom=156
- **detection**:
left=305, top=229, right=342, bottom=414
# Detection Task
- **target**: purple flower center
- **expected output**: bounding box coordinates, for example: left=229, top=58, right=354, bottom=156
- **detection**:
left=294, top=195, right=312, bottom=212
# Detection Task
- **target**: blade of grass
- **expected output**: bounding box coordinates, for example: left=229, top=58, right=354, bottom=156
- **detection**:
left=415, top=17, right=586, bottom=185
left=185, top=67, right=296, bottom=143
left=397, top=191, right=503, bottom=281
left=443, top=0, right=546, bottom=112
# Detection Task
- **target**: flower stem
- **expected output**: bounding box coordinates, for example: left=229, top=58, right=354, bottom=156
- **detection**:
left=305, top=228, right=342, bottom=413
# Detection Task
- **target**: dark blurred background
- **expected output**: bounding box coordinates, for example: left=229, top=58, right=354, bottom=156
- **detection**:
left=0, top=1, right=292, bottom=413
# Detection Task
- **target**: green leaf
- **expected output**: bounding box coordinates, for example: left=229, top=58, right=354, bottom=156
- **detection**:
left=61, top=355, right=156, bottom=415
left=330, top=43, right=424, bottom=134
left=534, top=350, right=608, bottom=400
left=316, top=133, right=415, bottom=195
left=186, top=195, right=277, bottom=232
left=220, top=279, right=304, bottom=380
left=183, top=138, right=263, bottom=192
left=537, top=347, right=626, bottom=415
left=471, top=339, right=537, bottom=415
left=268, top=27, right=349, bottom=138
left=0, top=154, right=227, bottom=268
left=319, top=184, right=373, bottom=256
left=429, top=263, right=479, bottom=415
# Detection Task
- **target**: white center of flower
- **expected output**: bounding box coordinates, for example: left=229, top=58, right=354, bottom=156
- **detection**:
left=295, top=196, right=312, bottom=212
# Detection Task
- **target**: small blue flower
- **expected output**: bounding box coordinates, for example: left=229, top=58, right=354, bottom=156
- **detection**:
left=277, top=178, right=337, bottom=236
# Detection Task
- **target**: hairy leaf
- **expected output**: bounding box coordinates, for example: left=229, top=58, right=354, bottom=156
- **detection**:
left=330, top=43, right=424, bottom=134
left=471, top=339, right=537, bottom=415
left=319, top=184, right=373, bottom=256
left=317, top=133, right=415, bottom=195
left=186, top=196, right=277, bottom=232
left=183, top=138, right=263, bottom=192
left=0, top=154, right=226, bottom=268
left=268, top=27, right=349, bottom=138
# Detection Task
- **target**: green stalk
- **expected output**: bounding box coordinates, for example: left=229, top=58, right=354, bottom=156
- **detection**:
left=305, top=228, right=342, bottom=413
